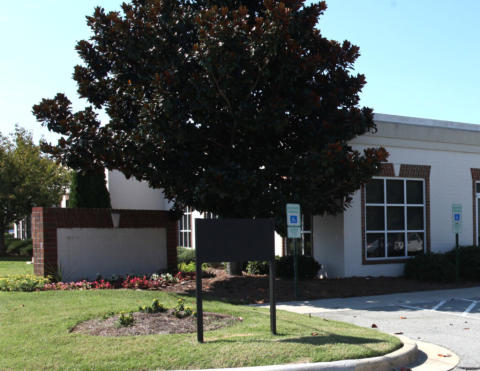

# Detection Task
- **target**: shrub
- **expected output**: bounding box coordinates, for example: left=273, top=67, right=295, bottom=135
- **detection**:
left=246, top=261, right=270, bottom=275
left=173, top=298, right=193, bottom=318
left=178, top=261, right=208, bottom=273
left=177, top=247, right=195, bottom=264
left=5, top=236, right=33, bottom=257
left=276, top=255, right=321, bottom=279
left=404, top=252, right=456, bottom=282
left=0, top=274, right=50, bottom=292
left=139, top=298, right=167, bottom=313
left=118, top=312, right=134, bottom=327
left=445, top=246, right=480, bottom=281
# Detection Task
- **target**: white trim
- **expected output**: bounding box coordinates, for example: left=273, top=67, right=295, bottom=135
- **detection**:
left=374, top=113, right=480, bottom=133
left=178, top=207, right=192, bottom=248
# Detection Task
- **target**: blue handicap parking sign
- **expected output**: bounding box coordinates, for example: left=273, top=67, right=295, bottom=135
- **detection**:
left=454, top=213, right=460, bottom=221
left=290, top=215, right=298, bottom=224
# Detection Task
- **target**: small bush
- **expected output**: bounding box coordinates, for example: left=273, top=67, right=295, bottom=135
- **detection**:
left=0, top=274, right=50, bottom=292
left=118, top=312, right=134, bottom=327
left=445, top=246, right=480, bottom=281
left=404, top=252, right=456, bottom=282
left=276, top=255, right=321, bottom=280
left=173, top=298, right=193, bottom=318
left=5, top=237, right=32, bottom=257
left=139, top=298, right=167, bottom=313
left=178, top=261, right=208, bottom=273
left=246, top=261, right=269, bottom=275
left=177, top=247, right=195, bottom=264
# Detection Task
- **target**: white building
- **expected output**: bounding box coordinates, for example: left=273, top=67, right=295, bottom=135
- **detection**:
left=107, top=113, right=480, bottom=278
left=106, top=170, right=286, bottom=255
left=314, top=113, right=480, bottom=277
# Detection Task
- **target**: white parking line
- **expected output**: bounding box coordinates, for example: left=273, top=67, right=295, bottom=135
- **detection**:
left=432, top=299, right=447, bottom=310
left=458, top=298, right=477, bottom=303
left=399, top=304, right=480, bottom=320
left=463, top=302, right=477, bottom=316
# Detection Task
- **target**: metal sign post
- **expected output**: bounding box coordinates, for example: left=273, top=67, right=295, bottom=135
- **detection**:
left=452, top=204, right=462, bottom=283
left=286, top=203, right=301, bottom=299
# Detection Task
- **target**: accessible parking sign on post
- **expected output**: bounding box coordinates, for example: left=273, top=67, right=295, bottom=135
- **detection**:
left=452, top=204, right=462, bottom=234
left=286, top=203, right=301, bottom=298
left=286, top=203, right=301, bottom=239
left=452, top=204, right=462, bottom=283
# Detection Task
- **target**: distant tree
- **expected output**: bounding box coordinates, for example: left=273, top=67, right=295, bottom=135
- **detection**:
left=69, top=169, right=111, bottom=208
left=33, top=0, right=388, bottom=271
left=0, top=127, right=70, bottom=253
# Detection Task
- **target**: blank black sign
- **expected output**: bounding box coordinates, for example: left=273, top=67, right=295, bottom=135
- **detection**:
left=195, top=218, right=275, bottom=262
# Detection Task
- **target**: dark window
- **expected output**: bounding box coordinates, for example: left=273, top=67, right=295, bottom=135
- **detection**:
left=178, top=207, right=192, bottom=248
left=365, top=178, right=425, bottom=260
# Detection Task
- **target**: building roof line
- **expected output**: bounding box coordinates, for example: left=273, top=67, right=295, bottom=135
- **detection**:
left=374, top=113, right=480, bottom=133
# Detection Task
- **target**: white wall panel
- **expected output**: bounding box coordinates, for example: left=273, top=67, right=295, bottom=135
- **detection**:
left=57, top=228, right=167, bottom=281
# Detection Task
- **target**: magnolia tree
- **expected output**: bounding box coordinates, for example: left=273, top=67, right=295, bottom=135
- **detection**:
left=33, top=0, right=387, bottom=236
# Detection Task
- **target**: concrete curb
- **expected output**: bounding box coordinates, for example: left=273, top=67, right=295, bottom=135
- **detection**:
left=408, top=340, right=459, bottom=370
left=172, top=335, right=418, bottom=371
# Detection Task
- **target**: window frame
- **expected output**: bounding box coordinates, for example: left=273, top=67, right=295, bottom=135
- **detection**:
left=475, top=181, right=480, bottom=246
left=178, top=207, right=193, bottom=248
left=364, top=176, right=426, bottom=261
left=283, top=213, right=313, bottom=256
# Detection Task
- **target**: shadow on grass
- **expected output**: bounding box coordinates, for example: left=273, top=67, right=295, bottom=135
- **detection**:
left=0, top=256, right=30, bottom=262
left=206, top=333, right=384, bottom=346
left=278, top=333, right=384, bottom=346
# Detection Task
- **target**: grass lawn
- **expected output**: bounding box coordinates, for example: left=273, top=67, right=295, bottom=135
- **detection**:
left=0, top=256, right=33, bottom=276
left=0, top=290, right=402, bottom=370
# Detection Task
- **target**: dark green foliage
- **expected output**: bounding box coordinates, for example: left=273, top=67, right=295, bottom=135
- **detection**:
left=405, top=247, right=480, bottom=283
left=246, top=260, right=269, bottom=275
left=445, top=246, right=480, bottom=281
left=33, top=0, right=388, bottom=233
left=4, top=234, right=32, bottom=257
left=404, top=252, right=456, bottom=282
left=69, top=170, right=111, bottom=208
left=177, top=247, right=196, bottom=264
left=0, top=128, right=69, bottom=253
left=276, top=255, right=321, bottom=280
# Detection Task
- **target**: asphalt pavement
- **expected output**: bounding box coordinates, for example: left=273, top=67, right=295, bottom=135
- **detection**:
left=275, top=286, right=480, bottom=371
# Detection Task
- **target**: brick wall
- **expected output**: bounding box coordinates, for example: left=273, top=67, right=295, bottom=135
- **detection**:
left=32, top=208, right=178, bottom=277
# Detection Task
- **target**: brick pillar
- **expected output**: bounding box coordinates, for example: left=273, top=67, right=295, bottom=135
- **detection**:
left=32, top=207, right=59, bottom=277
left=167, top=218, right=178, bottom=269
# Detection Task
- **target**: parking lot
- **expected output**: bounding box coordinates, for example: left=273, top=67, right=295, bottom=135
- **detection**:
left=276, top=286, right=480, bottom=370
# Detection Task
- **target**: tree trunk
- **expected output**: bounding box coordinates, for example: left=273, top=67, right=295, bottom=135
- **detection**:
left=0, top=226, right=5, bottom=255
left=227, top=262, right=243, bottom=276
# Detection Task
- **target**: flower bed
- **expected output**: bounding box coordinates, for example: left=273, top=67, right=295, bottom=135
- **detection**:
left=1, top=272, right=196, bottom=292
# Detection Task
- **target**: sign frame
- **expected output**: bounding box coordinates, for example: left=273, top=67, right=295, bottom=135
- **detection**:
left=195, top=218, right=276, bottom=343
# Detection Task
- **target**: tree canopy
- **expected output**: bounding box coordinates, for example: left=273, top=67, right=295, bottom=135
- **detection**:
left=33, top=0, right=388, bottom=231
left=0, top=127, right=70, bottom=252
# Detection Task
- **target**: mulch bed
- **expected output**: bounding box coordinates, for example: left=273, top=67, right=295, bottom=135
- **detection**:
left=71, top=310, right=237, bottom=337
left=164, top=269, right=480, bottom=304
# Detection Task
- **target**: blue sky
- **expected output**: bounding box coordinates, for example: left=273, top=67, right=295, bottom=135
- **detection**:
left=1, top=0, right=480, bottom=144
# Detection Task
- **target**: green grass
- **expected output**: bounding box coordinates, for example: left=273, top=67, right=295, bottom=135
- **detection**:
left=0, top=256, right=33, bottom=276
left=0, top=290, right=402, bottom=370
